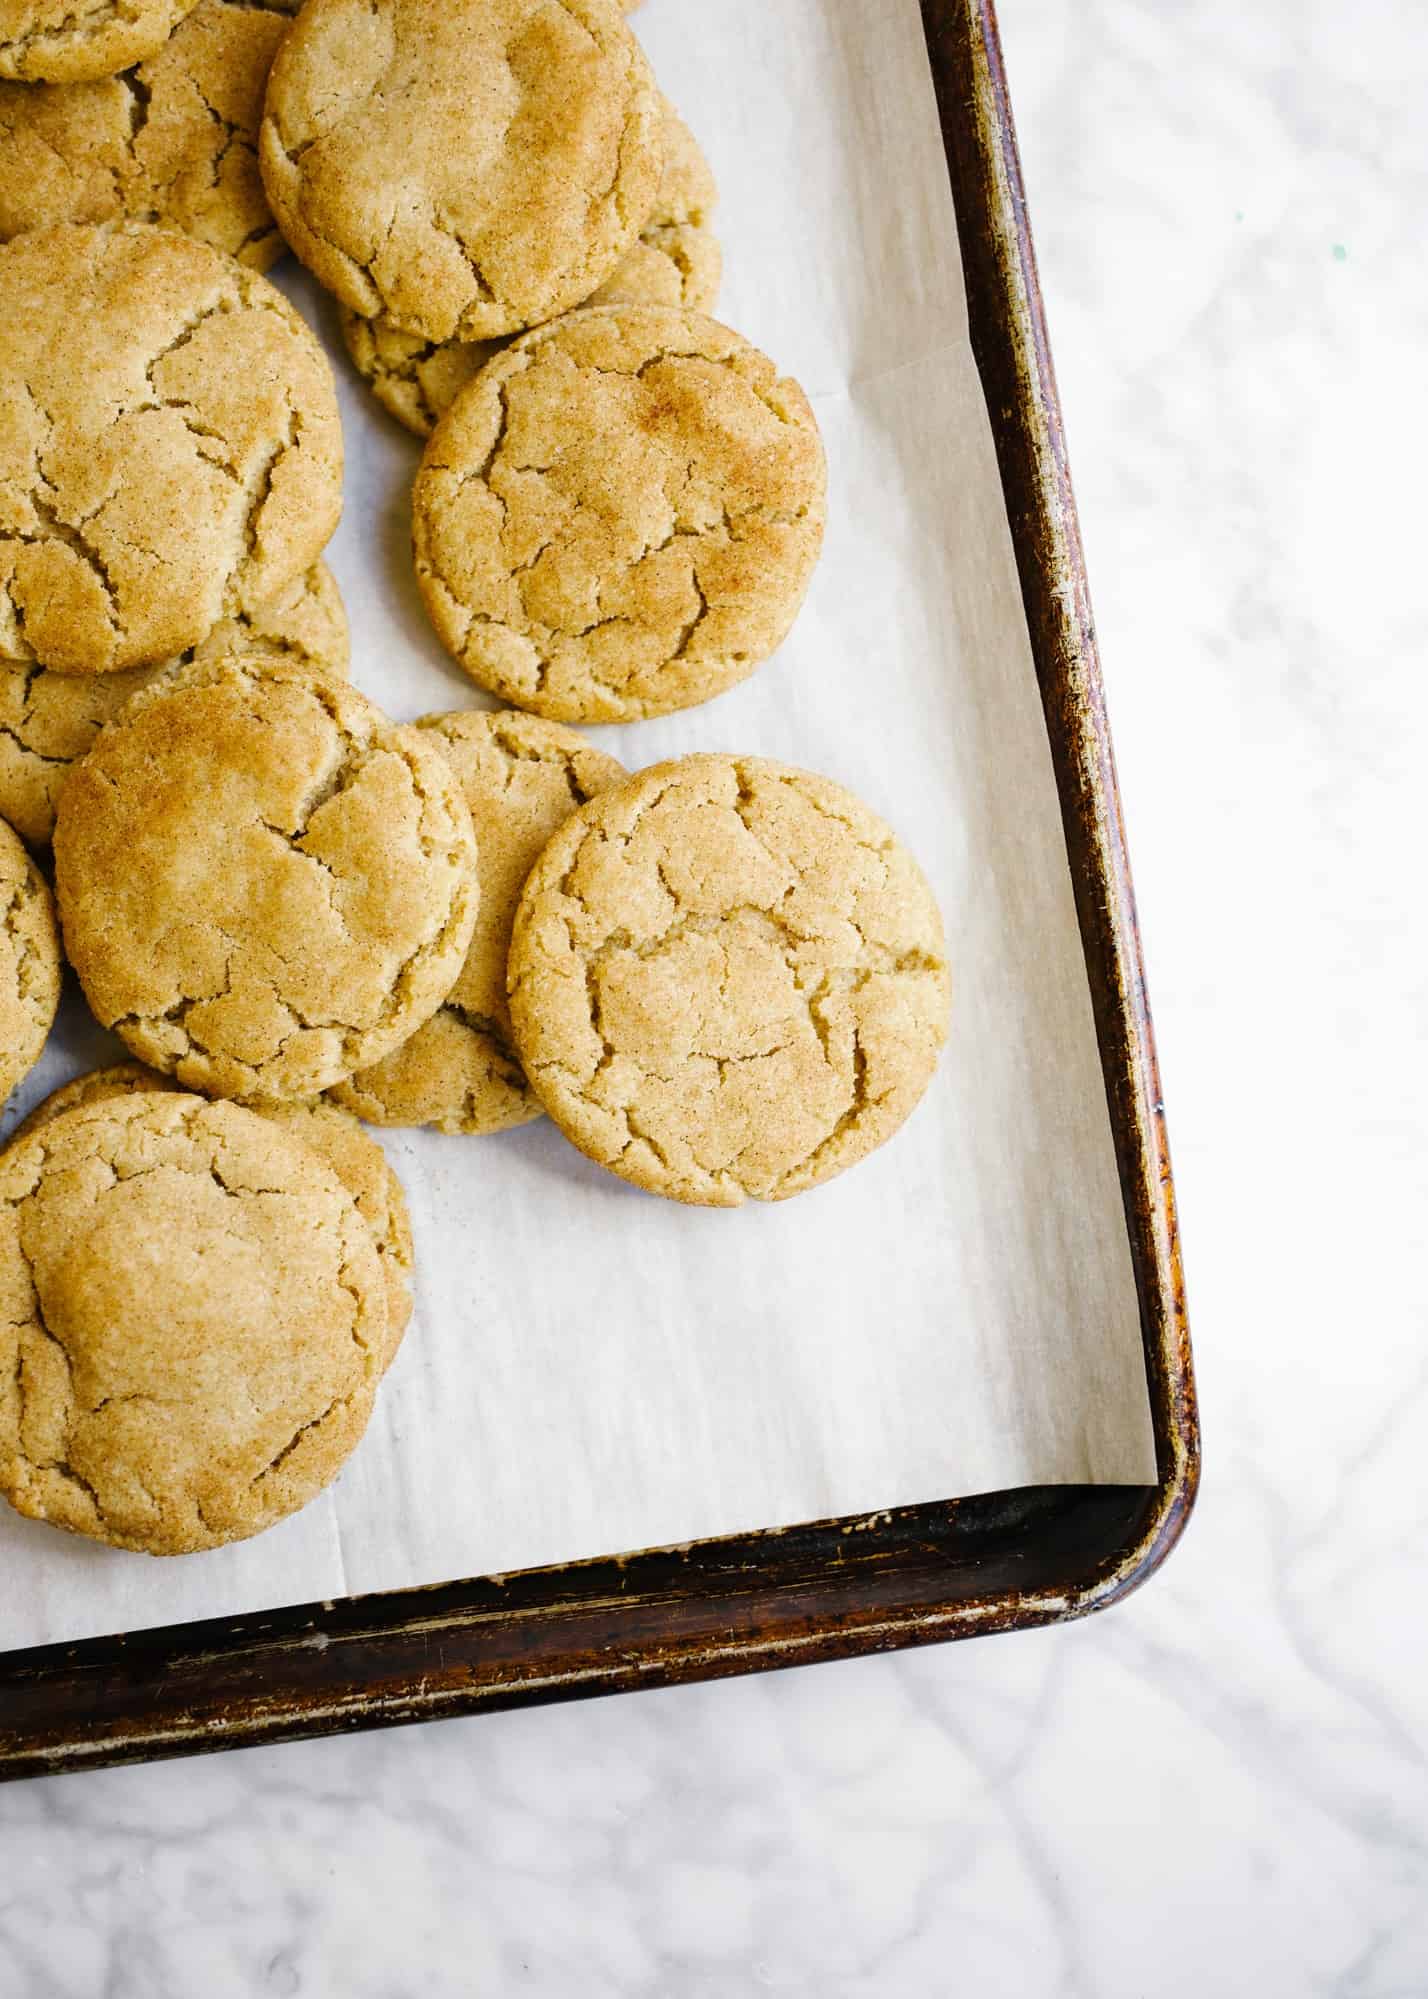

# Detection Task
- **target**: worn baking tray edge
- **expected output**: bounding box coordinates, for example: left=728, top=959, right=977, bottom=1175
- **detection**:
left=0, top=0, right=1198, bottom=1782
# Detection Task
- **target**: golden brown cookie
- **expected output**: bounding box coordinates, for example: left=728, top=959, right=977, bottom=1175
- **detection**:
left=0, top=816, right=60, bottom=1103
left=12, top=1065, right=414, bottom=1364
left=413, top=306, right=825, bottom=723
left=332, top=709, right=625, bottom=1135
left=54, top=656, right=480, bottom=1102
left=0, top=561, right=348, bottom=847
left=337, top=99, right=720, bottom=438
left=0, top=221, right=343, bottom=676
left=507, top=756, right=952, bottom=1205
left=259, top=0, right=664, bottom=344
left=0, top=1091, right=385, bottom=1555
left=0, top=0, right=201, bottom=84
left=0, top=1, right=298, bottom=267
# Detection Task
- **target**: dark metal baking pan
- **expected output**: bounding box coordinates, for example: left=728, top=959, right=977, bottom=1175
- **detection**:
left=0, top=0, right=1199, bottom=1782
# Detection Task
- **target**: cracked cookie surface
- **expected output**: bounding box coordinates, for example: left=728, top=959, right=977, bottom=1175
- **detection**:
left=413, top=306, right=826, bottom=723
left=338, top=98, right=720, bottom=439
left=0, top=221, right=343, bottom=676
left=0, top=559, right=347, bottom=846
left=0, top=1, right=301, bottom=267
left=0, top=816, right=61, bottom=1102
left=0, top=1090, right=385, bottom=1554
left=507, top=755, right=951, bottom=1206
left=333, top=708, right=624, bottom=1136
left=13, top=1065, right=414, bottom=1364
left=53, top=656, right=480, bottom=1102
left=259, top=0, right=663, bottom=344
left=0, top=0, right=200, bottom=84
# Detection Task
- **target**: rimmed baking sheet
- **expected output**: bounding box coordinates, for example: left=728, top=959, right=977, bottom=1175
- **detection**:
left=0, top=0, right=1155, bottom=1653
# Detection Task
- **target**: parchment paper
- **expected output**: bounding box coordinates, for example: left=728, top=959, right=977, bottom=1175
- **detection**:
left=0, top=0, right=1156, bottom=1650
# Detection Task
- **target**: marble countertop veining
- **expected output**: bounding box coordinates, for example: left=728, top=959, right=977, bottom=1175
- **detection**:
left=3, top=1, right=1426, bottom=1992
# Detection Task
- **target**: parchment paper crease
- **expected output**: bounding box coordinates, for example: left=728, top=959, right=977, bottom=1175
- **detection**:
left=0, top=0, right=1156, bottom=1649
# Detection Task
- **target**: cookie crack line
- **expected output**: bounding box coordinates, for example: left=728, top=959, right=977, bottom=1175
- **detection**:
left=249, top=1391, right=348, bottom=1488
left=441, top=999, right=526, bottom=1070
left=119, top=68, right=151, bottom=143
left=238, top=398, right=298, bottom=567
left=142, top=292, right=236, bottom=389
left=0, top=718, right=69, bottom=768
left=13, top=489, right=123, bottom=636
left=8, top=1234, right=110, bottom=1527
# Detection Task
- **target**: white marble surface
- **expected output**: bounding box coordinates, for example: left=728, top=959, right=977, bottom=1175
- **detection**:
left=3, top=0, right=1426, bottom=1989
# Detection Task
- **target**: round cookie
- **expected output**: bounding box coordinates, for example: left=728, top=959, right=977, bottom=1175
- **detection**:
left=0, top=817, right=61, bottom=1103
left=413, top=306, right=826, bottom=723
left=0, top=1, right=200, bottom=85
left=337, top=100, right=720, bottom=439
left=332, top=709, right=625, bottom=1135
left=259, top=0, right=664, bottom=344
left=0, top=221, right=343, bottom=676
left=0, top=560, right=348, bottom=847
left=54, top=656, right=480, bottom=1102
left=11, top=1066, right=414, bottom=1366
left=0, top=1, right=298, bottom=267
left=507, top=755, right=952, bottom=1206
left=0, top=1091, right=385, bottom=1555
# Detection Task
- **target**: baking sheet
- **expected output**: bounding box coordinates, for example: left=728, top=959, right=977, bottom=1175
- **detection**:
left=0, top=0, right=1156, bottom=1652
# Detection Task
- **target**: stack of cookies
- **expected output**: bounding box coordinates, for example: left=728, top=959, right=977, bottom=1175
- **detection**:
left=0, top=0, right=952, bottom=1563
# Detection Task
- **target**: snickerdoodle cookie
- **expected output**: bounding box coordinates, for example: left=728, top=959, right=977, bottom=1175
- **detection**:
left=13, top=1064, right=415, bottom=1363
left=0, top=0, right=200, bottom=84
left=0, top=816, right=61, bottom=1102
left=412, top=307, right=825, bottom=723
left=0, top=560, right=347, bottom=846
left=338, top=98, right=720, bottom=438
left=0, top=0, right=298, bottom=265
left=259, top=0, right=663, bottom=344
left=333, top=709, right=624, bottom=1135
left=507, top=756, right=951, bottom=1206
left=0, top=1091, right=386, bottom=1554
left=0, top=221, right=342, bottom=676
left=54, top=657, right=479, bottom=1102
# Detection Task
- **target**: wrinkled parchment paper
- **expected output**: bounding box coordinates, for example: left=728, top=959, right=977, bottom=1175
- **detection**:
left=0, top=0, right=1156, bottom=1648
